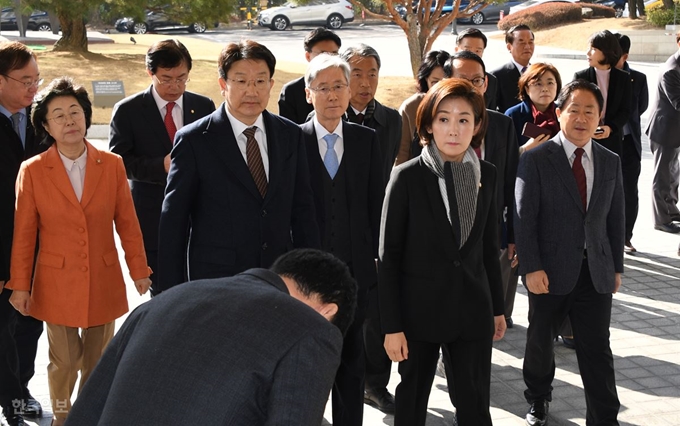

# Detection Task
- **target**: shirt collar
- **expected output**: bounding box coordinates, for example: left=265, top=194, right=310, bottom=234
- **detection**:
left=313, top=117, right=343, bottom=141
left=0, top=104, right=25, bottom=120
left=151, top=85, right=184, bottom=114
left=511, top=58, right=529, bottom=74
left=350, top=105, right=367, bottom=115
left=558, top=131, right=593, bottom=161
left=224, top=104, right=266, bottom=136
left=58, top=146, right=88, bottom=171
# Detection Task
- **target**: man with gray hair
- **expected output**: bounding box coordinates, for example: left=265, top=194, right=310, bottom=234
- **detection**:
left=340, top=44, right=400, bottom=415
left=301, top=53, right=383, bottom=426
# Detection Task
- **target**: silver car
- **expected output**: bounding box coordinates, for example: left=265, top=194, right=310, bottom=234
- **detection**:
left=258, top=0, right=355, bottom=31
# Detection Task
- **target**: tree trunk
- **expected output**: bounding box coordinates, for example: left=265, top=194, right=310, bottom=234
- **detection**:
left=53, top=11, right=88, bottom=52
left=405, top=16, right=426, bottom=78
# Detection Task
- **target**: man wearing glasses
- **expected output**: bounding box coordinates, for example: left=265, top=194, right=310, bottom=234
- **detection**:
left=157, top=40, right=320, bottom=293
left=0, top=41, right=47, bottom=426
left=109, top=39, right=215, bottom=294
left=301, top=54, right=383, bottom=426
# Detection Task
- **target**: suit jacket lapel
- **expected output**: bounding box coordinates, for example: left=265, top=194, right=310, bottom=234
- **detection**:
left=43, top=145, right=81, bottom=209
left=547, top=136, right=585, bottom=213
left=141, top=86, right=173, bottom=152
left=301, top=121, right=325, bottom=219
left=262, top=111, right=282, bottom=202
left=459, top=182, right=486, bottom=256
left=182, top=92, right=201, bottom=126
left=205, top=106, right=262, bottom=201
left=80, top=140, right=104, bottom=209
left=588, top=143, right=606, bottom=213
left=421, top=161, right=458, bottom=260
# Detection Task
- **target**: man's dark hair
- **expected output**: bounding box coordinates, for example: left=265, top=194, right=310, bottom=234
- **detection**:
left=589, top=30, right=622, bottom=66
left=456, top=28, right=488, bottom=49
left=304, top=27, right=342, bottom=53
left=271, top=249, right=357, bottom=335
left=555, top=79, right=604, bottom=116
left=341, top=44, right=381, bottom=70
left=615, top=33, right=631, bottom=55
left=32, top=77, right=92, bottom=146
left=146, top=39, right=193, bottom=74
left=0, top=41, right=37, bottom=76
left=505, top=24, right=533, bottom=44
left=443, top=50, right=486, bottom=78
left=417, top=50, right=450, bottom=93
left=218, top=40, right=276, bottom=79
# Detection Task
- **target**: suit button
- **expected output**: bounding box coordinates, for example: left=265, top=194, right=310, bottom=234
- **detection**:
left=81, top=266, right=88, bottom=272
left=262, top=210, right=267, bottom=217
left=262, top=243, right=267, bottom=250
left=78, top=227, right=85, bottom=233
left=79, top=240, right=86, bottom=246
left=453, top=261, right=461, bottom=267
left=80, top=253, right=87, bottom=259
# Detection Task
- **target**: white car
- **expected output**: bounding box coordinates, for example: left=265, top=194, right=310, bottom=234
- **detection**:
left=257, top=0, right=355, bottom=31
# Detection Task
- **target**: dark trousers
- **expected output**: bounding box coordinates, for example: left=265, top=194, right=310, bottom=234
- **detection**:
left=523, top=260, right=620, bottom=425
left=650, top=140, right=680, bottom=225
left=500, top=248, right=518, bottom=319
left=397, top=339, right=493, bottom=426
left=363, top=315, right=391, bottom=393
left=332, top=318, right=366, bottom=426
left=621, top=135, right=641, bottom=242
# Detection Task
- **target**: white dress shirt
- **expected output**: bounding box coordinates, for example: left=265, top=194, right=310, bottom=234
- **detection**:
left=313, top=118, right=344, bottom=164
left=225, top=105, right=270, bottom=179
left=59, top=147, right=88, bottom=202
left=559, top=132, right=594, bottom=208
left=151, top=86, right=184, bottom=129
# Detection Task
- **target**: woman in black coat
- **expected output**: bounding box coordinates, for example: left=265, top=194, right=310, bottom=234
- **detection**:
left=379, top=79, right=506, bottom=426
left=574, top=30, right=632, bottom=157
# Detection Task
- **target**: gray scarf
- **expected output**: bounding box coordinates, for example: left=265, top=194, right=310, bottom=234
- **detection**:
left=421, top=142, right=481, bottom=248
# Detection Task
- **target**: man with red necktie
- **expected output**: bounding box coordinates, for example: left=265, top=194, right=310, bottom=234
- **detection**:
left=109, top=39, right=215, bottom=294
left=515, top=80, right=624, bottom=426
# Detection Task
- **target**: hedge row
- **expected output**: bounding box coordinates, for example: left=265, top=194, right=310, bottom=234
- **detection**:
left=497, top=2, right=616, bottom=32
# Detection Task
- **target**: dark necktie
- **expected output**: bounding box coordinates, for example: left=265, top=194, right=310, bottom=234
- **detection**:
left=521, top=66, right=528, bottom=74
left=164, top=102, right=177, bottom=144
left=573, top=148, right=587, bottom=211
left=243, top=127, right=267, bottom=198
left=350, top=112, right=364, bottom=125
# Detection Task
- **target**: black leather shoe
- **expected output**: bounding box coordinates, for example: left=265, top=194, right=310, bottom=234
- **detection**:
left=364, top=389, right=395, bottom=414
left=654, top=222, right=680, bottom=233
left=560, top=335, right=575, bottom=349
left=21, top=395, right=42, bottom=418
left=506, top=317, right=514, bottom=328
left=526, top=400, right=549, bottom=426
left=4, top=414, right=26, bottom=426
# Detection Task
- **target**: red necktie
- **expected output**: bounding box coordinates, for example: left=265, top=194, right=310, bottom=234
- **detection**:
left=573, top=148, right=587, bottom=211
left=243, top=127, right=267, bottom=198
left=164, top=102, right=177, bottom=144
left=473, top=146, right=482, bottom=159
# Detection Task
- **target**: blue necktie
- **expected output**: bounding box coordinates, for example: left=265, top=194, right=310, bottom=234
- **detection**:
left=323, top=133, right=339, bottom=179
left=11, top=113, right=24, bottom=147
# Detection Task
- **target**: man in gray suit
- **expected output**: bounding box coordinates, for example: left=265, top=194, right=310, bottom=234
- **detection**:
left=646, top=32, right=680, bottom=234
left=515, top=80, right=624, bottom=426
left=64, top=249, right=357, bottom=426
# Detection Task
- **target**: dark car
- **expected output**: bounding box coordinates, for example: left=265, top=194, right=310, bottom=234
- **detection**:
left=457, top=1, right=525, bottom=24
left=1, top=7, right=53, bottom=31
left=115, top=10, right=216, bottom=34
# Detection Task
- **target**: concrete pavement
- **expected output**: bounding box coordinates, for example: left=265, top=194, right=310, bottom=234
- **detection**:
left=4, top=25, right=680, bottom=426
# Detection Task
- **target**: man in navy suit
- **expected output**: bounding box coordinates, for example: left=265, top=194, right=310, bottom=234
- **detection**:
left=278, top=28, right=341, bottom=124
left=515, top=80, right=624, bottom=426
left=302, top=54, right=383, bottom=426
left=490, top=24, right=534, bottom=113
left=110, top=39, right=215, bottom=294
left=156, top=40, right=320, bottom=292
left=614, top=34, right=648, bottom=252
left=64, top=249, right=357, bottom=426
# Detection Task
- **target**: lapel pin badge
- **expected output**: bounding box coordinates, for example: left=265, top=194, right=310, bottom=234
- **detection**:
left=96, top=159, right=102, bottom=164
left=191, top=109, right=195, bottom=114
left=478, top=182, right=482, bottom=188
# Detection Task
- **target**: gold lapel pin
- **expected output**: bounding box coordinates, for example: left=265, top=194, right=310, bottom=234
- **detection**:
left=96, top=159, right=102, bottom=164
left=478, top=182, right=482, bottom=188
left=191, top=109, right=195, bottom=114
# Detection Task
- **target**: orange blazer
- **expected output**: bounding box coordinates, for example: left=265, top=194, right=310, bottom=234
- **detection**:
left=7, top=140, right=149, bottom=328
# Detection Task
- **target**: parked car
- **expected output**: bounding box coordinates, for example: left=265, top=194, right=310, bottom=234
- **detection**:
left=257, top=0, right=354, bottom=31
left=115, top=10, right=216, bottom=34
left=457, top=1, right=525, bottom=24
left=1, top=7, right=53, bottom=31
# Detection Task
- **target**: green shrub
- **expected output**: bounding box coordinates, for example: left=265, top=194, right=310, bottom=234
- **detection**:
left=647, top=2, right=680, bottom=26
left=498, top=3, right=583, bottom=31
left=497, top=2, right=615, bottom=31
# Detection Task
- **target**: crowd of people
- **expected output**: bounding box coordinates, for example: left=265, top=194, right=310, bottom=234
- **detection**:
left=0, top=21, right=677, bottom=426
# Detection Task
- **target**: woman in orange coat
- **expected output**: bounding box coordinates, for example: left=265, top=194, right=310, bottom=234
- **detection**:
left=7, top=77, right=151, bottom=426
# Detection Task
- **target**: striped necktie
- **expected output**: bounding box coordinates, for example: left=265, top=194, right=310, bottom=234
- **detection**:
left=243, top=126, right=267, bottom=198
